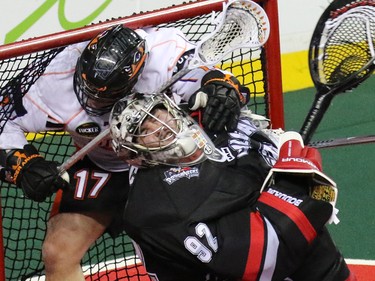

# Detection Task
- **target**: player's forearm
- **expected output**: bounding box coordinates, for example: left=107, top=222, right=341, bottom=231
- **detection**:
left=0, top=125, right=28, bottom=150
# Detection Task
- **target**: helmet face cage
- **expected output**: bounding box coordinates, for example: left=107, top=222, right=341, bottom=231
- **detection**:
left=74, top=25, right=147, bottom=116
left=110, top=95, right=208, bottom=166
left=134, top=108, right=181, bottom=151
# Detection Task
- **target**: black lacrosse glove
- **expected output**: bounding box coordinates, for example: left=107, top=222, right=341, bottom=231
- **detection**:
left=1, top=144, right=70, bottom=202
left=188, top=70, right=250, bottom=132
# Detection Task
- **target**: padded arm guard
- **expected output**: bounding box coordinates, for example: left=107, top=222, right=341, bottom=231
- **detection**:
left=255, top=132, right=340, bottom=261
left=261, top=131, right=339, bottom=224
left=0, top=144, right=69, bottom=202
left=188, top=70, right=250, bottom=132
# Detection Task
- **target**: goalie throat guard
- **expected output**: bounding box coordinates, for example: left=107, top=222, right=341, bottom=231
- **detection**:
left=110, top=94, right=219, bottom=166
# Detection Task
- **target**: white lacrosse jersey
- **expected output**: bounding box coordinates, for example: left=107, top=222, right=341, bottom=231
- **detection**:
left=0, top=27, right=212, bottom=171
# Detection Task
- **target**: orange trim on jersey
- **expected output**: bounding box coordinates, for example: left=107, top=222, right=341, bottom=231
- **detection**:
left=180, top=78, right=199, bottom=83
left=242, top=211, right=265, bottom=281
left=41, top=68, right=76, bottom=76
left=170, top=45, right=188, bottom=72
left=25, top=91, right=84, bottom=129
left=200, top=66, right=211, bottom=72
left=49, top=189, right=63, bottom=219
left=130, top=53, right=148, bottom=80
left=148, top=39, right=189, bottom=72
left=24, top=95, right=57, bottom=121
left=258, top=192, right=317, bottom=243
left=65, top=108, right=85, bottom=127
left=179, top=66, right=213, bottom=83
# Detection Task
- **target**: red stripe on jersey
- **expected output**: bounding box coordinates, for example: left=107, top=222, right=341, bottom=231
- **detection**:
left=242, top=211, right=265, bottom=281
left=258, top=192, right=317, bottom=243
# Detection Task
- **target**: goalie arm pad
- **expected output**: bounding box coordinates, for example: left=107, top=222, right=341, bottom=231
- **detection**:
left=0, top=144, right=70, bottom=202
left=260, top=131, right=339, bottom=224
left=188, top=70, right=250, bottom=132
left=261, top=131, right=337, bottom=188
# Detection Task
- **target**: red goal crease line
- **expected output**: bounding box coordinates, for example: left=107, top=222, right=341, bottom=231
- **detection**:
left=25, top=256, right=151, bottom=281
left=21, top=257, right=375, bottom=281
left=346, top=258, right=375, bottom=281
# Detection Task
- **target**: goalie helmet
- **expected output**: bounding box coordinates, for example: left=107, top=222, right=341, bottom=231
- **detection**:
left=109, top=94, right=220, bottom=167
left=74, top=24, right=147, bottom=116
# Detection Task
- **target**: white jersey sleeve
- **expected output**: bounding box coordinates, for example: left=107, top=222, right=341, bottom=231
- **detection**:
left=134, top=27, right=217, bottom=104
left=0, top=42, right=86, bottom=150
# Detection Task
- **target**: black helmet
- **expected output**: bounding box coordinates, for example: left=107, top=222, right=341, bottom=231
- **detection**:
left=74, top=24, right=147, bottom=116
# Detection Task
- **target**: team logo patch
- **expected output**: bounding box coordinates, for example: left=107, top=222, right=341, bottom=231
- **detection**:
left=311, top=185, right=336, bottom=203
left=163, top=167, right=199, bottom=185
left=76, top=122, right=101, bottom=137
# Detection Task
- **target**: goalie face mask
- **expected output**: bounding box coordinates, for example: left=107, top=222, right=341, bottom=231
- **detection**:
left=109, top=94, right=219, bottom=167
left=74, top=24, right=147, bottom=116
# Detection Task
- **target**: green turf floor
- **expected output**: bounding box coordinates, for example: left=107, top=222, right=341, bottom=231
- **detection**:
left=283, top=76, right=375, bottom=260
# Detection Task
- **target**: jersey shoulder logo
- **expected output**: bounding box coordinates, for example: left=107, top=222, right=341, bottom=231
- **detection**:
left=76, top=122, right=101, bottom=137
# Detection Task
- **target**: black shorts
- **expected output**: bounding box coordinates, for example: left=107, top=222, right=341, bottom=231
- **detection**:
left=58, top=156, right=129, bottom=235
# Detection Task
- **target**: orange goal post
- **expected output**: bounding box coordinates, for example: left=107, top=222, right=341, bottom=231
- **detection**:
left=0, top=0, right=283, bottom=280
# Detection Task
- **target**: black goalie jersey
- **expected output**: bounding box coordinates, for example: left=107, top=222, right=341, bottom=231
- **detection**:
left=122, top=116, right=353, bottom=281
left=123, top=117, right=279, bottom=281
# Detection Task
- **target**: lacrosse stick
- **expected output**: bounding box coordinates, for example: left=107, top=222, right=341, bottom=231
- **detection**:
left=300, top=0, right=375, bottom=145
left=309, top=134, right=375, bottom=149
left=58, top=0, right=270, bottom=175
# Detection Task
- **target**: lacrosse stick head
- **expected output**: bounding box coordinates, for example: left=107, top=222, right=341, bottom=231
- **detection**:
left=309, top=0, right=375, bottom=92
left=189, top=0, right=270, bottom=68
left=109, top=94, right=223, bottom=166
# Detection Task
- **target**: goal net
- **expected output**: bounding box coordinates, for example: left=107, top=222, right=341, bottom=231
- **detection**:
left=0, top=0, right=283, bottom=280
